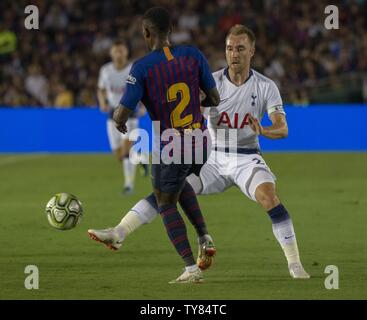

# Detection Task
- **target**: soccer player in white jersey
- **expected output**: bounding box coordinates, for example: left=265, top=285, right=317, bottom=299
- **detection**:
left=89, top=25, right=310, bottom=279
left=97, top=40, right=148, bottom=194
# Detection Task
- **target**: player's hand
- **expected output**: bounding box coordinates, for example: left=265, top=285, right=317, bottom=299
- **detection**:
left=115, top=121, right=127, bottom=134
left=113, top=107, right=127, bottom=133
left=248, top=114, right=263, bottom=135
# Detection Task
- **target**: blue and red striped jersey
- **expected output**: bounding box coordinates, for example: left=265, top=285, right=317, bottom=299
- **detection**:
left=120, top=45, right=216, bottom=133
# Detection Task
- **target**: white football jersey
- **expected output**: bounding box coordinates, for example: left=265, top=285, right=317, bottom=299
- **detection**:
left=97, top=62, right=132, bottom=108
left=206, top=68, right=284, bottom=149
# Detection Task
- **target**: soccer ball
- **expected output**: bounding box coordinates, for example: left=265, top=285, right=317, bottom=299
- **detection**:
left=45, top=193, right=83, bottom=230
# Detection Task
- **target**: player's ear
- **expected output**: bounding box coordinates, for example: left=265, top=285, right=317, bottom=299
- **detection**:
left=142, top=26, right=150, bottom=39
left=250, top=45, right=255, bottom=57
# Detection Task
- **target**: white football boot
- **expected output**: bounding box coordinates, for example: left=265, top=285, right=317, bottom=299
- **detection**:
left=169, top=268, right=204, bottom=284
left=87, top=228, right=124, bottom=251
left=289, top=262, right=310, bottom=279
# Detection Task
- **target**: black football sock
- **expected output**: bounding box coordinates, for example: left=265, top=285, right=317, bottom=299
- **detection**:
left=158, top=203, right=196, bottom=266
left=179, top=181, right=208, bottom=238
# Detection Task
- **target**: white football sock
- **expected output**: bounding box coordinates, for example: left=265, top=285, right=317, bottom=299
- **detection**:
left=185, top=264, right=199, bottom=273
left=130, top=199, right=158, bottom=224
left=123, top=158, right=136, bottom=189
left=128, top=159, right=137, bottom=185
left=115, top=211, right=142, bottom=239
left=114, top=199, right=158, bottom=239
left=272, top=219, right=301, bottom=265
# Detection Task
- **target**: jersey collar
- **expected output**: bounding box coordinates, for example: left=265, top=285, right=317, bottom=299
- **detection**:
left=224, top=67, right=253, bottom=87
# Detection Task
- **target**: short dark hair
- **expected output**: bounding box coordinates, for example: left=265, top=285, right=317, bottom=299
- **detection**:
left=143, top=6, right=172, bottom=35
left=226, top=24, right=256, bottom=45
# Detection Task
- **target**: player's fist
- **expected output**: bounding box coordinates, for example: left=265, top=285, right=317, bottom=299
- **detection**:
left=115, top=123, right=127, bottom=134
left=113, top=107, right=127, bottom=133
left=248, top=114, right=263, bottom=135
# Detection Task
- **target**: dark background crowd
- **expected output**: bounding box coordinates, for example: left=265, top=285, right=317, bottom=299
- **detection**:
left=0, top=0, right=366, bottom=107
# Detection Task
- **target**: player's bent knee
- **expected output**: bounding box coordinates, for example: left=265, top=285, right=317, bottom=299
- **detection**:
left=258, top=194, right=280, bottom=211
left=155, top=190, right=179, bottom=207
left=255, top=183, right=280, bottom=211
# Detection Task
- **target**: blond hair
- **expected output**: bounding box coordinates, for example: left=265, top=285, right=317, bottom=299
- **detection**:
left=226, top=24, right=256, bottom=45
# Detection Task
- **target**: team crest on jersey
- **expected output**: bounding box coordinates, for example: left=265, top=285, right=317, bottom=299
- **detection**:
left=251, top=93, right=257, bottom=106
left=126, top=74, right=136, bottom=85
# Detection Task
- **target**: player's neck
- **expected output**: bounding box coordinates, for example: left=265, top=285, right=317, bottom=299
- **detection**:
left=113, top=61, right=127, bottom=70
left=228, top=67, right=251, bottom=86
left=152, top=38, right=171, bottom=51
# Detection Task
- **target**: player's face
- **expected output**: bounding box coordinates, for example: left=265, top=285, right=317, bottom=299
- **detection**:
left=110, top=45, right=128, bottom=64
left=225, top=34, right=255, bottom=73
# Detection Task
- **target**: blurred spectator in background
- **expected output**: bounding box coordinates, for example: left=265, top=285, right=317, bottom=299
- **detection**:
left=289, top=89, right=310, bottom=107
left=54, top=83, right=74, bottom=108
left=25, top=64, right=49, bottom=106
left=44, top=4, right=69, bottom=30
left=78, top=88, right=96, bottom=106
left=92, top=31, right=113, bottom=56
left=0, top=25, right=17, bottom=62
left=0, top=0, right=366, bottom=107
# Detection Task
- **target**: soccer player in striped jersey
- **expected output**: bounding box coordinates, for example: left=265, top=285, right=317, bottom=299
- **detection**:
left=89, top=7, right=220, bottom=284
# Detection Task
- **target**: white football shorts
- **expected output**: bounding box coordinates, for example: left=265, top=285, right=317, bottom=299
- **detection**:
left=192, top=150, right=276, bottom=202
left=107, top=118, right=139, bottom=151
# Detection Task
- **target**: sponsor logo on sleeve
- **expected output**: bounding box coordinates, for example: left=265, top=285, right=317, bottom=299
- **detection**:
left=126, top=74, right=137, bottom=85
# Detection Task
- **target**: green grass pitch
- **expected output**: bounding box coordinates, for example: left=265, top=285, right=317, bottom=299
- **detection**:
left=0, top=153, right=366, bottom=300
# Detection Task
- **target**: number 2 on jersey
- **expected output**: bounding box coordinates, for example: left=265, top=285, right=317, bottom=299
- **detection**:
left=167, top=82, right=193, bottom=128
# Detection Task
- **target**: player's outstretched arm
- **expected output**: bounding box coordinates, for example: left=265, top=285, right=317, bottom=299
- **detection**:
left=248, top=113, right=288, bottom=139
left=113, top=104, right=132, bottom=133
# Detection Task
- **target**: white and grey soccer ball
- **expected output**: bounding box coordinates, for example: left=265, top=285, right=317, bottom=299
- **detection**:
left=45, top=193, right=83, bottom=230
